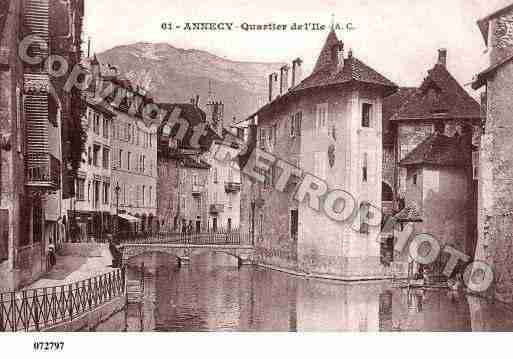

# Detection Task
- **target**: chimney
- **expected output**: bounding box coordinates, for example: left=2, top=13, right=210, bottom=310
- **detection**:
left=291, top=58, right=303, bottom=87
left=438, top=48, right=447, bottom=67
left=268, top=72, right=279, bottom=102
left=331, top=41, right=344, bottom=71
left=280, top=65, right=290, bottom=94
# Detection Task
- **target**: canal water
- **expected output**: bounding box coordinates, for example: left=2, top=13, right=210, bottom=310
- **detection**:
left=96, top=252, right=513, bottom=332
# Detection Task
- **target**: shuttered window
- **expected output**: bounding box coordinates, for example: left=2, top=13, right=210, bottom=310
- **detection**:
left=0, top=209, right=8, bottom=262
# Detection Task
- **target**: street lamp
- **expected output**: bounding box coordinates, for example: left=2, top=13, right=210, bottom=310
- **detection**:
left=115, top=182, right=121, bottom=215
left=114, top=182, right=121, bottom=236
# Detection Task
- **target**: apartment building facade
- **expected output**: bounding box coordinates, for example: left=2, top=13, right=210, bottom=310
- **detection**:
left=156, top=102, right=215, bottom=233
left=65, top=97, right=116, bottom=241
left=110, top=106, right=158, bottom=232
left=0, top=0, right=84, bottom=290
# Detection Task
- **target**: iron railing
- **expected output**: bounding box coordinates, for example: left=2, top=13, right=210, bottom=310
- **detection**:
left=115, top=229, right=252, bottom=246
left=0, top=268, right=125, bottom=332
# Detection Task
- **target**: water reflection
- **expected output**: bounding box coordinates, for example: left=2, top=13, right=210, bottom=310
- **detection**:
left=97, top=252, right=513, bottom=332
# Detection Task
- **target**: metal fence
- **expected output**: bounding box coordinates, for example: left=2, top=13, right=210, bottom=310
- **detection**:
left=115, top=229, right=253, bottom=246
left=0, top=268, right=126, bottom=332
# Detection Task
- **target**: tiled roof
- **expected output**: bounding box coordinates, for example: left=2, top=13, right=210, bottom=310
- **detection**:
left=392, top=64, right=480, bottom=121
left=292, top=55, right=397, bottom=95
left=399, top=132, right=469, bottom=167
left=312, top=29, right=340, bottom=73
left=472, top=53, right=513, bottom=90
left=157, top=103, right=221, bottom=154
left=242, top=30, right=397, bottom=122
left=382, top=87, right=418, bottom=145
left=383, top=87, right=418, bottom=121
left=394, top=203, right=423, bottom=223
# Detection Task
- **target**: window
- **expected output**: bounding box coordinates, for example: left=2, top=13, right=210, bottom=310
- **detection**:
left=213, top=168, right=218, bottom=184
left=103, top=182, right=110, bottom=204
left=93, top=113, right=100, bottom=134
left=290, top=209, right=298, bottom=239
left=127, top=152, right=131, bottom=171
left=181, top=195, right=187, bottom=214
left=102, top=148, right=110, bottom=169
left=259, top=128, right=266, bottom=149
left=119, top=149, right=123, bottom=169
left=87, top=108, right=92, bottom=130
left=16, top=87, right=22, bottom=153
left=413, top=173, right=418, bottom=185
left=314, top=151, right=327, bottom=179
left=473, top=151, right=479, bottom=180
left=87, top=146, right=92, bottom=165
left=103, top=118, right=109, bottom=139
left=360, top=202, right=370, bottom=234
left=32, top=205, right=43, bottom=243
left=268, top=126, right=274, bottom=148
left=315, top=103, right=328, bottom=135
left=362, top=153, right=368, bottom=182
left=382, top=182, right=393, bottom=202
left=193, top=174, right=198, bottom=186
left=380, top=235, right=395, bottom=266
left=290, top=112, right=302, bottom=137
left=93, top=145, right=100, bottom=167
left=362, top=103, right=372, bottom=127
left=149, top=186, right=152, bottom=206
left=76, top=178, right=85, bottom=201
left=94, top=181, right=100, bottom=209
left=142, top=185, right=146, bottom=206
left=128, top=124, right=132, bottom=142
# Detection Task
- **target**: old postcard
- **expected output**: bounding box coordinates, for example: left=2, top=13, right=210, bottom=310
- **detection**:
left=1, top=0, right=513, bottom=355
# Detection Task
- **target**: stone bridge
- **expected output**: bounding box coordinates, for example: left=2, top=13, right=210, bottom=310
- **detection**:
left=120, top=243, right=256, bottom=267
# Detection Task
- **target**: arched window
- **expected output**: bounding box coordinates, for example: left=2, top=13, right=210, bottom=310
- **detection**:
left=382, top=182, right=393, bottom=202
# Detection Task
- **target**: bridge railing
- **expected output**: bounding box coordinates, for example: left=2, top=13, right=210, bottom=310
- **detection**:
left=0, top=268, right=125, bottom=332
left=115, top=229, right=253, bottom=246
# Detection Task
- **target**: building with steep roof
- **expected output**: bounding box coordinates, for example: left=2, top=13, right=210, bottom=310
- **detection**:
left=399, top=131, right=474, bottom=257
left=239, top=28, right=403, bottom=280
left=384, top=49, right=481, bottom=204
left=472, top=2, right=513, bottom=303
left=156, top=102, right=216, bottom=233
left=382, top=48, right=481, bottom=277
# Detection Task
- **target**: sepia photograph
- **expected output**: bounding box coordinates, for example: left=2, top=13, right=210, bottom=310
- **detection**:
left=1, top=0, right=513, bottom=356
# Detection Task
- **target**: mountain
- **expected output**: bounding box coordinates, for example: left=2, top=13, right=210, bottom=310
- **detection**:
left=97, top=42, right=285, bottom=125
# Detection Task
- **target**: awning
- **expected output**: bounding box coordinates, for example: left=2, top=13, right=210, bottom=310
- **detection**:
left=118, top=213, right=141, bottom=223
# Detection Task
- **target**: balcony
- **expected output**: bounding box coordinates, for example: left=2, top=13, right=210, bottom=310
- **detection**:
left=26, top=153, right=61, bottom=190
left=210, top=204, right=225, bottom=214
left=224, top=181, right=241, bottom=193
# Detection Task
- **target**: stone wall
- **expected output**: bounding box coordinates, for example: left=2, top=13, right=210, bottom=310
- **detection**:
left=43, top=295, right=126, bottom=332
left=476, top=61, right=513, bottom=302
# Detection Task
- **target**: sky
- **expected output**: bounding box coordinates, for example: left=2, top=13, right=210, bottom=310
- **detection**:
left=84, top=0, right=513, bottom=96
